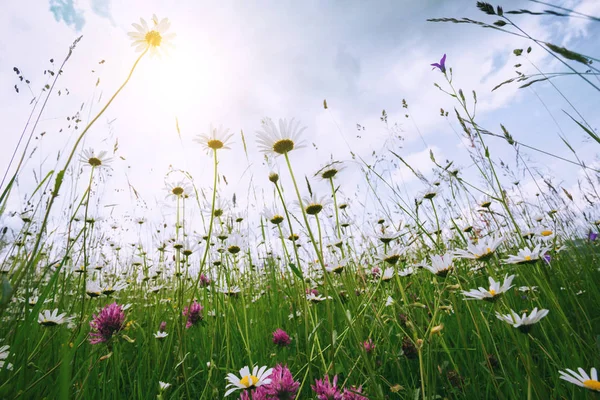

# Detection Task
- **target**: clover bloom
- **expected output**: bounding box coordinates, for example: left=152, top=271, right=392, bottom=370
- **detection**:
left=89, top=303, right=126, bottom=344
left=183, top=300, right=204, bottom=328
left=272, top=329, right=291, bottom=347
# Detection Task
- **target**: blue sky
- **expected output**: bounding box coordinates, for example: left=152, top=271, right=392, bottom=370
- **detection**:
left=1, top=0, right=599, bottom=236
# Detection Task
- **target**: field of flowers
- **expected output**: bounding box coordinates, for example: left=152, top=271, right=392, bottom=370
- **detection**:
left=1, top=2, right=599, bottom=399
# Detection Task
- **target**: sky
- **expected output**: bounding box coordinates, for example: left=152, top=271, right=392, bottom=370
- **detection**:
left=0, top=0, right=599, bottom=245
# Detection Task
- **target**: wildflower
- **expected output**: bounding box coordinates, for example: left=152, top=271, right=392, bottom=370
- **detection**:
left=200, top=274, right=212, bottom=287
left=89, top=303, right=126, bottom=344
left=343, top=386, right=369, bottom=400
left=306, top=292, right=329, bottom=303
left=430, top=54, right=447, bottom=73
left=80, top=148, right=112, bottom=169
left=315, top=161, right=345, bottom=180
left=380, top=267, right=394, bottom=281
left=312, top=375, right=343, bottom=400
left=0, top=345, right=11, bottom=370
left=86, top=281, right=102, bottom=298
left=421, top=186, right=441, bottom=200
left=182, top=300, right=203, bottom=328
left=154, top=331, right=168, bottom=340
left=536, top=227, right=555, bottom=239
left=224, top=365, right=273, bottom=397
left=261, top=364, right=300, bottom=400
left=495, top=307, right=549, bottom=333
left=589, top=231, right=598, bottom=241
left=559, top=367, right=600, bottom=392
left=256, top=118, right=307, bottom=156
left=363, top=338, right=375, bottom=354
left=299, top=194, right=330, bottom=216
left=398, top=266, right=415, bottom=277
left=220, top=286, right=242, bottom=297
left=462, top=274, right=515, bottom=301
left=504, top=244, right=549, bottom=265
left=194, top=124, right=234, bottom=153
left=165, top=180, right=193, bottom=200
left=377, top=231, right=398, bottom=245
left=385, top=296, right=394, bottom=307
left=38, top=309, right=69, bottom=326
left=102, top=281, right=127, bottom=296
left=262, top=207, right=285, bottom=225
left=128, top=14, right=175, bottom=57
left=272, top=329, right=291, bottom=347
left=454, top=235, right=504, bottom=261
left=423, top=252, right=454, bottom=277
left=325, top=263, right=344, bottom=274
left=377, top=244, right=407, bottom=265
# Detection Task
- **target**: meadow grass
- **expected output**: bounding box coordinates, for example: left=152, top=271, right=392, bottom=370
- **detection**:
left=1, top=3, right=600, bottom=399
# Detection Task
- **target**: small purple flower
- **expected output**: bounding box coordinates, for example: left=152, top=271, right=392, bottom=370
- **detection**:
left=262, top=364, right=300, bottom=400
left=543, top=253, right=552, bottom=264
left=370, top=267, right=381, bottom=279
left=306, top=288, right=319, bottom=296
left=589, top=231, right=598, bottom=241
left=312, top=375, right=343, bottom=400
left=343, top=386, right=369, bottom=400
left=431, top=54, right=447, bottom=73
left=363, top=338, right=375, bottom=354
left=89, top=302, right=126, bottom=345
left=159, top=321, right=167, bottom=332
left=200, top=274, right=212, bottom=287
left=273, top=329, right=291, bottom=347
left=182, top=300, right=204, bottom=329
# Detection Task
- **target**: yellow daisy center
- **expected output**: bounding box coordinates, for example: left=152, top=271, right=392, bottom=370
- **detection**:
left=207, top=139, right=224, bottom=150
left=488, top=289, right=496, bottom=296
left=321, top=169, right=338, bottom=179
left=272, top=139, right=294, bottom=154
left=145, top=30, right=162, bottom=47
left=524, top=255, right=532, bottom=261
left=541, top=230, right=553, bottom=237
left=240, top=375, right=259, bottom=388
left=583, top=379, right=600, bottom=391
left=88, top=157, right=102, bottom=167
left=172, top=187, right=184, bottom=196
left=270, top=215, right=284, bottom=224
left=305, top=204, right=323, bottom=215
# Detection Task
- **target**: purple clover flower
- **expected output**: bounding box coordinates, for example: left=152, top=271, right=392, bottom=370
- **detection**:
left=263, top=364, right=300, bottom=399
left=182, top=300, right=204, bottom=329
left=343, top=386, right=369, bottom=400
left=589, top=231, right=598, bottom=241
left=312, top=375, right=343, bottom=400
left=363, top=338, right=375, bottom=354
left=431, top=54, right=447, bottom=73
left=272, top=329, right=291, bottom=347
left=159, top=321, right=167, bottom=332
left=200, top=274, right=212, bottom=287
left=89, top=302, right=126, bottom=345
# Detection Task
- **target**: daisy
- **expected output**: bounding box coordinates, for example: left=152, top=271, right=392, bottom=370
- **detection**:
left=298, top=194, right=331, bottom=216
left=256, top=118, right=307, bottom=156
left=165, top=180, right=193, bottom=200
left=159, top=381, right=171, bottom=392
left=535, top=227, right=555, bottom=240
left=381, top=267, right=395, bottom=281
left=220, top=286, right=242, bottom=297
left=421, top=186, right=442, bottom=200
left=86, top=281, right=102, bottom=298
left=128, top=14, right=175, bottom=57
left=462, top=274, right=515, bottom=301
left=306, top=293, right=328, bottom=303
left=194, top=124, right=234, bottom=153
left=102, top=281, right=128, bottom=296
left=226, top=234, right=245, bottom=255
left=80, top=148, right=112, bottom=169
left=559, top=367, right=600, bottom=392
left=385, top=296, right=395, bottom=306
left=423, top=252, right=454, bottom=277
left=315, top=161, right=345, bottom=180
left=398, top=266, right=415, bottom=277
left=454, top=235, right=504, bottom=261
left=224, top=365, right=273, bottom=397
left=38, top=309, right=69, bottom=326
left=0, top=345, right=11, bottom=370
left=504, top=243, right=550, bottom=265
left=377, top=244, right=407, bottom=265
left=154, top=331, right=169, bottom=340
left=495, top=307, right=549, bottom=333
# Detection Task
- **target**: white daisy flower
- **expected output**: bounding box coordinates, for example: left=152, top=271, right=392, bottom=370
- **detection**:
left=454, top=235, right=504, bottom=261
left=194, top=124, right=234, bottom=153
left=298, top=194, right=331, bottom=216
left=306, top=293, right=328, bottom=303
left=423, top=252, right=454, bottom=277
left=381, top=267, right=395, bottom=281
left=128, top=14, right=175, bottom=57
left=102, top=281, right=128, bottom=296
left=154, top=331, right=168, bottom=340
left=165, top=180, right=194, bottom=200
left=256, top=118, right=307, bottom=156
left=518, top=286, right=538, bottom=292
left=398, top=266, right=415, bottom=277
left=224, top=365, right=273, bottom=397
left=0, top=344, right=12, bottom=370
left=559, top=367, right=600, bottom=392
left=158, top=381, right=171, bottom=392
left=462, top=274, right=514, bottom=301
left=86, top=281, right=102, bottom=298
left=495, top=307, right=549, bottom=333
left=377, top=244, right=407, bottom=266
left=504, top=243, right=550, bottom=265
left=38, top=309, right=69, bottom=326
left=420, top=186, right=442, bottom=200
left=315, top=160, right=345, bottom=180
left=80, top=148, right=112, bottom=169
left=385, top=296, right=395, bottom=307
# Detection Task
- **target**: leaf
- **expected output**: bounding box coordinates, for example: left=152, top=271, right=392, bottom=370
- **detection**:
left=493, top=20, right=507, bottom=27
left=288, top=263, right=303, bottom=279
left=545, top=42, right=591, bottom=65
left=513, top=48, right=523, bottom=56
left=563, top=111, right=600, bottom=145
